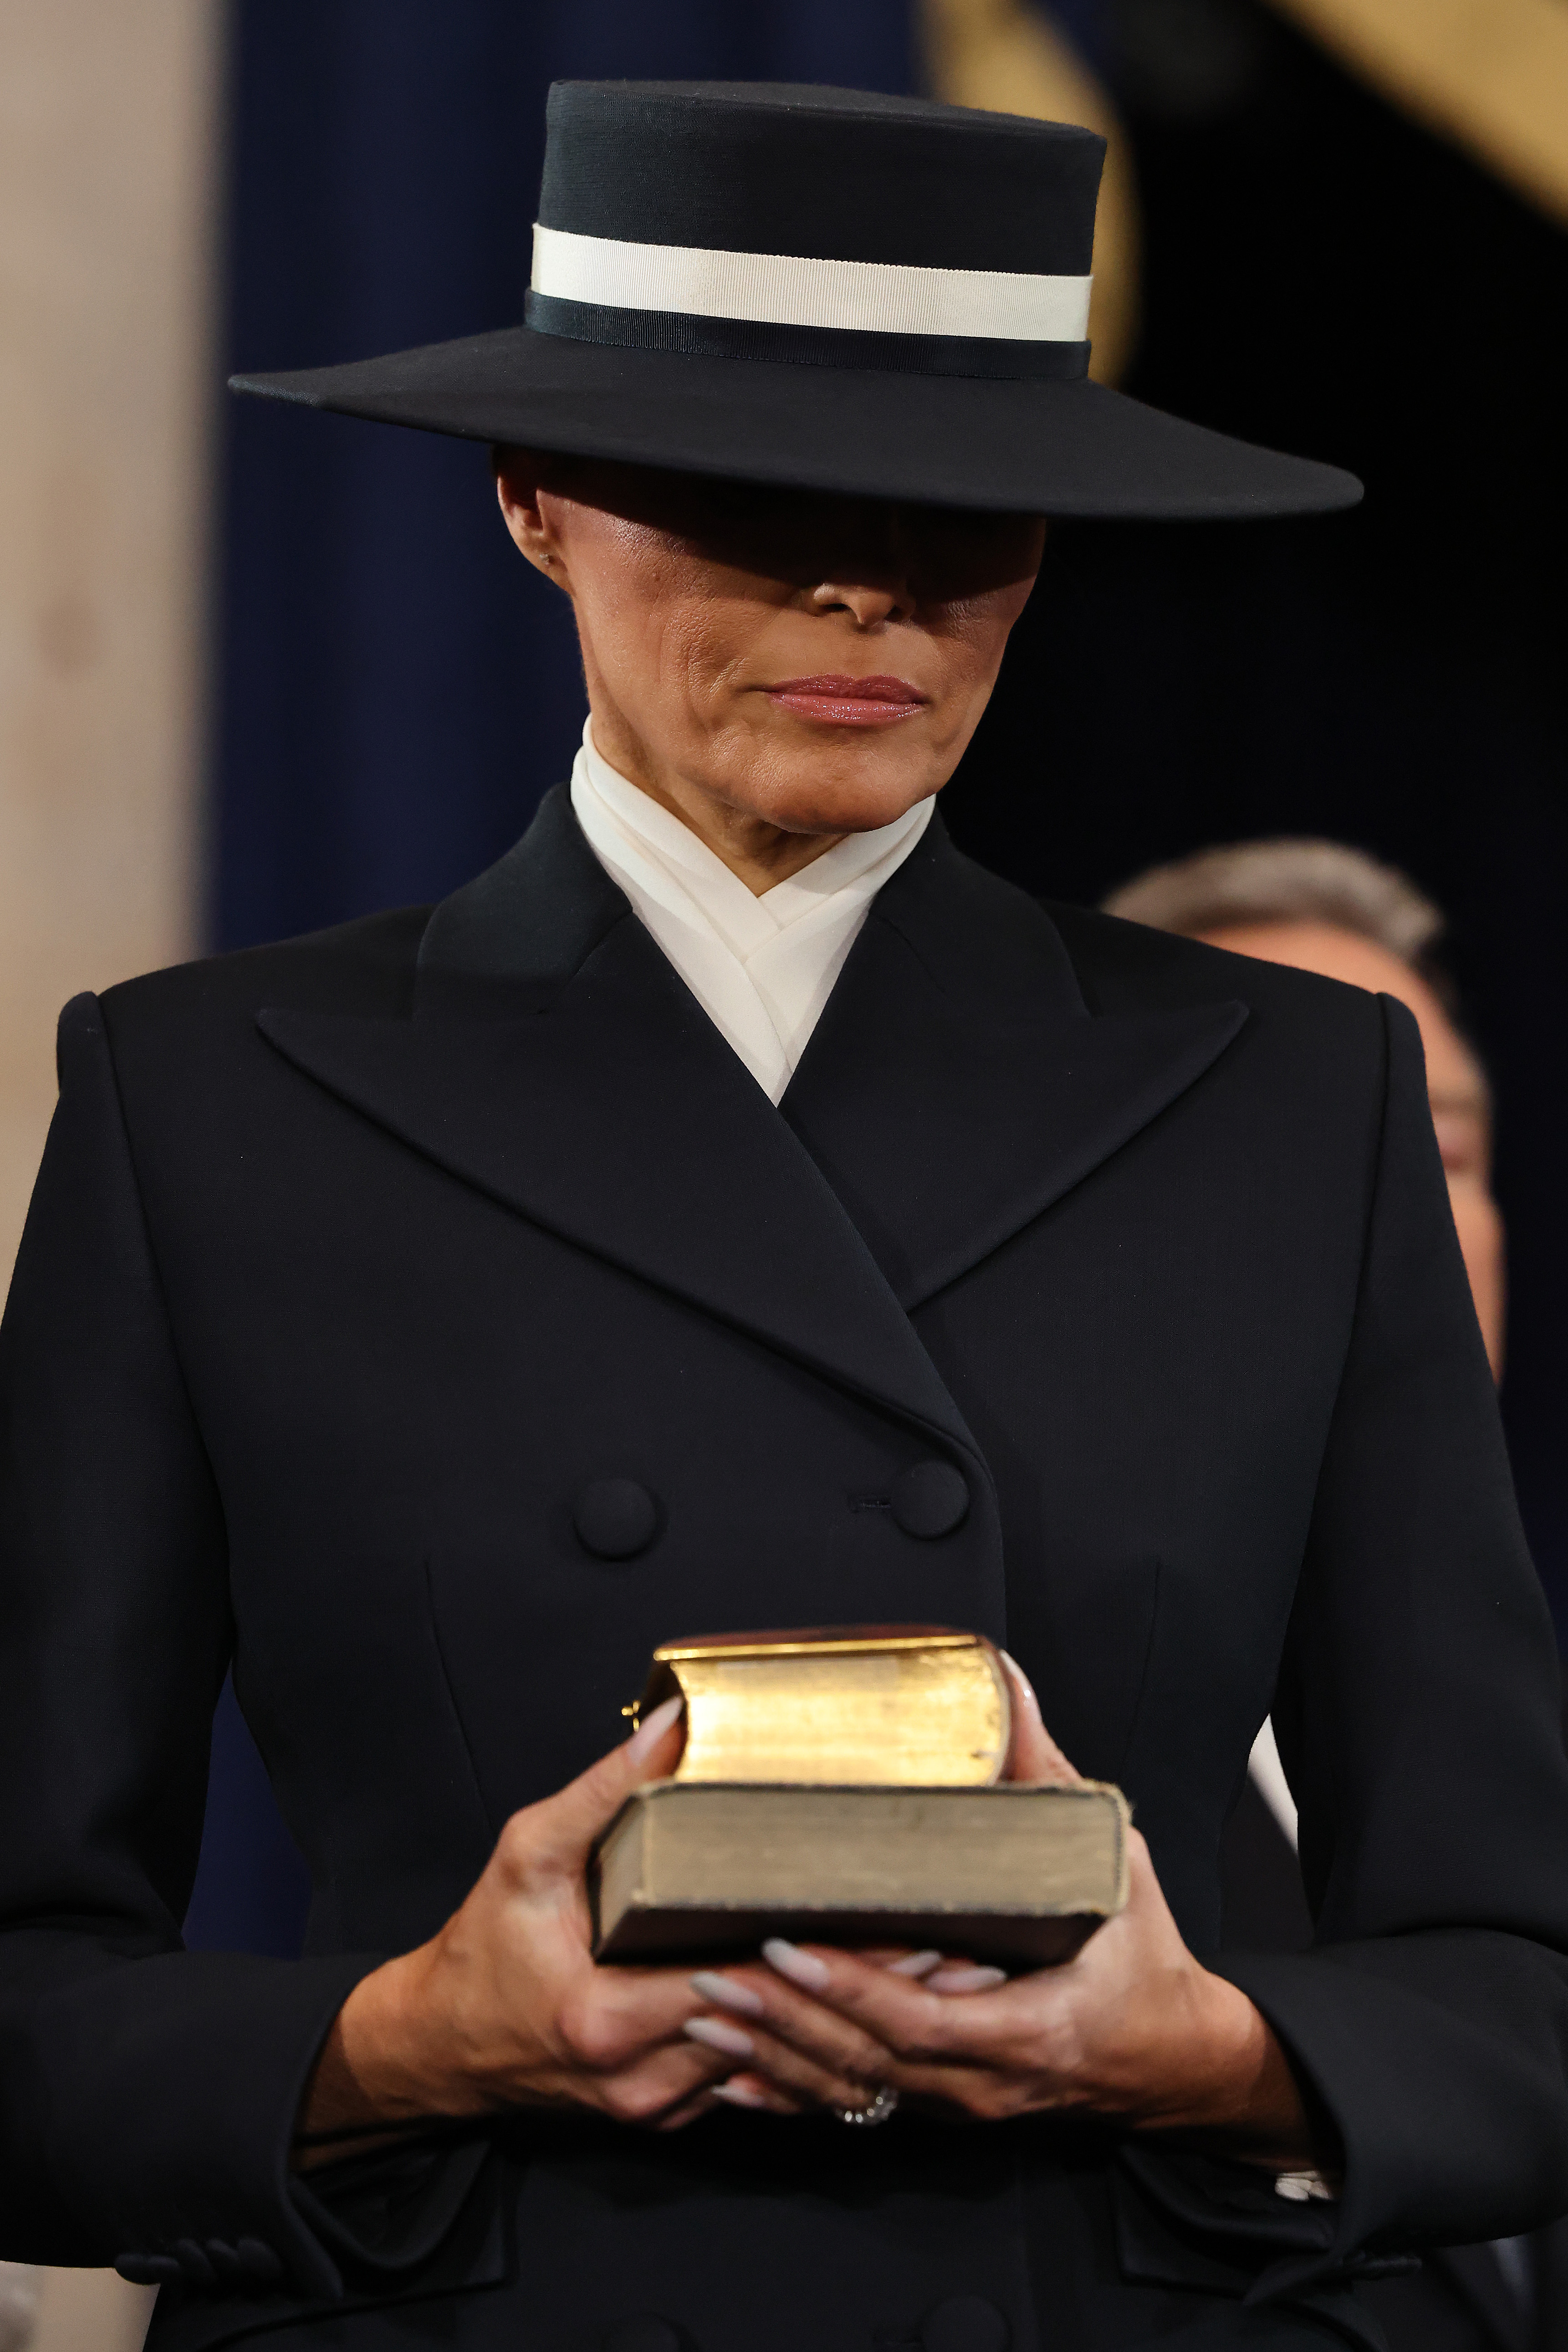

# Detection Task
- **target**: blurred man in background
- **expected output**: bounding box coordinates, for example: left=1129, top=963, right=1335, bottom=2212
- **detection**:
left=1106, top=836, right=1558, bottom=2351
left=1107, top=838, right=1504, bottom=1374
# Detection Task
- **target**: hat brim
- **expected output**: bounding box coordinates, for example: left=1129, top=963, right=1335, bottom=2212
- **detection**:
left=230, top=324, right=1361, bottom=520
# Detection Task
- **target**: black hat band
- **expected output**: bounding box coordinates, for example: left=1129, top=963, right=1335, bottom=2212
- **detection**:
left=525, top=224, right=1092, bottom=383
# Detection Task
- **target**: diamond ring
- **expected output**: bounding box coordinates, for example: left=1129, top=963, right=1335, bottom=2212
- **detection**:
left=834, top=2086, right=899, bottom=2128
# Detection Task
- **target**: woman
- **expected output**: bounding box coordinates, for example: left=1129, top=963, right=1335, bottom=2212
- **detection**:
left=3, top=77, right=1567, bottom=2352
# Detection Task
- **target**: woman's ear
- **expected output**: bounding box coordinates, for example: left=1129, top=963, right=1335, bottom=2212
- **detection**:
left=493, top=445, right=567, bottom=586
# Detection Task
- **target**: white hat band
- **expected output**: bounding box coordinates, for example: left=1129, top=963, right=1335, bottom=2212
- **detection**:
left=530, top=223, right=1092, bottom=345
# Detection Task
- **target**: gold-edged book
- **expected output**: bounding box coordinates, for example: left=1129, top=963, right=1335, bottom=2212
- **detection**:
left=632, top=1622, right=1012, bottom=1785
left=592, top=1626, right=1130, bottom=1967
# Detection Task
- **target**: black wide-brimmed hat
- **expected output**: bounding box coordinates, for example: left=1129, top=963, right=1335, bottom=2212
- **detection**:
left=232, top=80, right=1359, bottom=520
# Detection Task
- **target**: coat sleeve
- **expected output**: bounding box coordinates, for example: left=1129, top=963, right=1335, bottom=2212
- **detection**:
left=1205, top=992, right=1568, bottom=2293
left=0, top=995, right=402, bottom=2299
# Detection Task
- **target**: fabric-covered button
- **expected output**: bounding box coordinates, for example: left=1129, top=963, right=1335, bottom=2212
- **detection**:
left=601, top=2316, right=684, bottom=2352
left=919, top=2295, right=1010, bottom=2352
left=115, top=2253, right=182, bottom=2287
left=890, top=1460, right=970, bottom=1540
left=574, top=1478, right=660, bottom=1560
left=234, top=2237, right=283, bottom=2286
left=114, top=2255, right=172, bottom=2287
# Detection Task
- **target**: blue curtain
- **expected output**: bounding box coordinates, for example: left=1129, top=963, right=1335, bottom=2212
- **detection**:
left=188, top=0, right=918, bottom=1955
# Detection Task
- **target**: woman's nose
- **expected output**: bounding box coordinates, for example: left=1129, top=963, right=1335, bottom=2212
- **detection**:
left=810, top=574, right=915, bottom=626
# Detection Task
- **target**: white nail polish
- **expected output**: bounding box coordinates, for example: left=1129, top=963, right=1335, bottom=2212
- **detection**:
left=627, top=1693, right=684, bottom=1764
left=683, top=2015, right=755, bottom=2058
left=711, top=2078, right=769, bottom=2108
left=690, top=1970, right=765, bottom=2017
left=761, top=1937, right=830, bottom=1990
left=925, top=1964, right=1007, bottom=1994
left=886, top=1949, right=943, bottom=1978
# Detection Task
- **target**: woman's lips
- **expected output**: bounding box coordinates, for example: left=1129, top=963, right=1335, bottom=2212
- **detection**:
left=763, top=674, right=928, bottom=726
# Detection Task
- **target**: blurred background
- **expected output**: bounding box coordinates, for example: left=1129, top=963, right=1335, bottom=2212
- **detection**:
left=3, top=2, right=1566, bottom=2344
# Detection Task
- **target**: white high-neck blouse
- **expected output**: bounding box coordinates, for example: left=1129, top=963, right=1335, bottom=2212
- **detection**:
left=569, top=720, right=933, bottom=1104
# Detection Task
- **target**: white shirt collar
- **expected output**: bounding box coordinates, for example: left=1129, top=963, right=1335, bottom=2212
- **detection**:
left=569, top=719, right=934, bottom=1103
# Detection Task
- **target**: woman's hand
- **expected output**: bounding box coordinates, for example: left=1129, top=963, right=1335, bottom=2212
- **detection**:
left=297, top=1698, right=737, bottom=2152
left=689, top=1662, right=1321, bottom=2168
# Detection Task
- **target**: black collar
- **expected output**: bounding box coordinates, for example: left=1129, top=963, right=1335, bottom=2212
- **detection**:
left=783, top=808, right=1244, bottom=1309
left=260, top=786, right=1244, bottom=1463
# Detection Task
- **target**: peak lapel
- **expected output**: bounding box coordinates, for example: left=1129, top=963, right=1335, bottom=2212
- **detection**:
left=782, top=824, right=1247, bottom=1308
left=257, top=789, right=974, bottom=1454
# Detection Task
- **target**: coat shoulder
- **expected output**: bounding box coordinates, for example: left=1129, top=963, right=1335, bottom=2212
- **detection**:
left=94, top=905, right=432, bottom=1048
left=1045, top=898, right=1391, bottom=1043
left=1039, top=900, right=1404, bottom=1151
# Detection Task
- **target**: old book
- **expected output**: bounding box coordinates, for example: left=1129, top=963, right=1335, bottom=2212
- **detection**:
left=632, top=1624, right=1013, bottom=1785
left=592, top=1779, right=1130, bottom=1967
left=597, top=1626, right=1130, bottom=1967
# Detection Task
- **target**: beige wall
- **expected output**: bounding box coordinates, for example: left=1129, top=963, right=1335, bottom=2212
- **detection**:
left=0, top=3, right=218, bottom=2344
left=0, top=0, right=218, bottom=1290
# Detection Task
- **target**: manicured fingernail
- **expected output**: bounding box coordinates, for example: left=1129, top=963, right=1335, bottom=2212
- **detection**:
left=762, top=1937, right=830, bottom=1990
left=684, top=2015, right=755, bottom=2058
left=926, top=1964, right=1006, bottom=1994
left=886, top=1950, right=943, bottom=1977
left=627, top=1694, right=684, bottom=1764
left=711, top=2077, right=770, bottom=2108
left=690, top=1970, right=765, bottom=2017
left=999, top=1651, right=1040, bottom=1714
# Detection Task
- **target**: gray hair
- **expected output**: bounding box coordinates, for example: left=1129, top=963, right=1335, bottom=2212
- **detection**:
left=1103, top=839, right=1444, bottom=966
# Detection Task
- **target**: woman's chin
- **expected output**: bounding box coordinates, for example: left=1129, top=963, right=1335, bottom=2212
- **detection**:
left=730, top=744, right=948, bottom=837
left=747, top=783, right=937, bottom=837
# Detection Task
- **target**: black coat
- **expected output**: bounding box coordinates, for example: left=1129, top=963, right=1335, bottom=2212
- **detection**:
left=1220, top=1778, right=1568, bottom=2352
left=3, top=794, right=1568, bottom=2352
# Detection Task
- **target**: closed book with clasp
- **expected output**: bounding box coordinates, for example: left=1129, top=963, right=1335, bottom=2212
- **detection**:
left=631, top=1624, right=1015, bottom=1786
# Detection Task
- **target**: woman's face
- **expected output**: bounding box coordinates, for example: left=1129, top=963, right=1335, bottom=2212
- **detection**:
left=496, top=452, right=1044, bottom=846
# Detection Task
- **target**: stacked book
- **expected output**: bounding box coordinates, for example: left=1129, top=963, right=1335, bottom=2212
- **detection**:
left=593, top=1626, right=1129, bottom=1967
